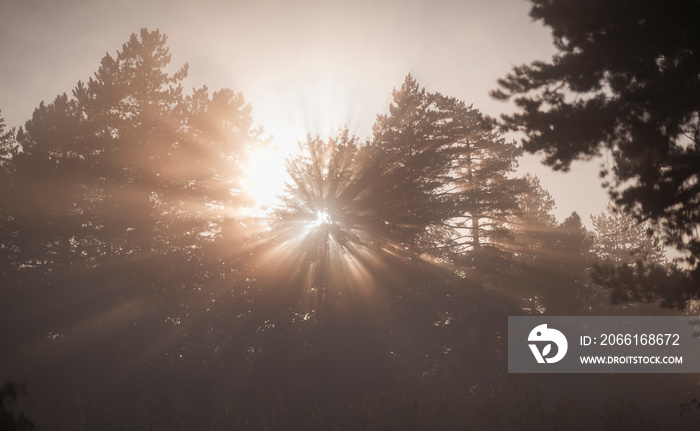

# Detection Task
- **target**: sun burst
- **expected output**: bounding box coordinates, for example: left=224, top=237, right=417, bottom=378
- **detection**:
left=312, top=210, right=332, bottom=227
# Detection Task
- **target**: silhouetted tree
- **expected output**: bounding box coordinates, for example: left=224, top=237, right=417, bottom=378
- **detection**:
left=494, top=175, right=591, bottom=314
left=373, top=75, right=524, bottom=255
left=12, top=94, right=91, bottom=270
left=493, top=0, right=700, bottom=267
left=274, top=130, right=383, bottom=264
left=543, top=212, right=596, bottom=313
left=71, top=28, right=189, bottom=256
left=508, top=173, right=557, bottom=255
left=482, top=208, right=598, bottom=315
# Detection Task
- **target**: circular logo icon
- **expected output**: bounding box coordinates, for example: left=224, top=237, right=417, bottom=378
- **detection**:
left=528, top=324, right=568, bottom=364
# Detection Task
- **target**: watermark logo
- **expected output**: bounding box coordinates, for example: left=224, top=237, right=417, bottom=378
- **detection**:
left=528, top=324, right=568, bottom=364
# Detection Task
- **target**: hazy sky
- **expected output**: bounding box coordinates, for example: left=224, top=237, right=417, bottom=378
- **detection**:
left=0, top=0, right=610, bottom=223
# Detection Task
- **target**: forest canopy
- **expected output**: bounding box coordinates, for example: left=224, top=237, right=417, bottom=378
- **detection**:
left=0, top=25, right=690, bottom=429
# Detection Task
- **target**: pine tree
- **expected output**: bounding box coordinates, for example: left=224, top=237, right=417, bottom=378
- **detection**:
left=591, top=202, right=666, bottom=265
left=371, top=75, right=524, bottom=255
left=13, top=95, right=88, bottom=269
left=492, top=0, right=700, bottom=268
left=69, top=28, right=189, bottom=257
left=508, top=173, right=557, bottom=255
left=271, top=130, right=382, bottom=282
left=370, top=75, right=447, bottom=249
left=524, top=212, right=596, bottom=314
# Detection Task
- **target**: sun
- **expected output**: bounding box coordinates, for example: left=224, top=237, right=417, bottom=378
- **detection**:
left=243, top=67, right=367, bottom=213
left=245, top=145, right=288, bottom=210
left=244, top=123, right=305, bottom=211
left=312, top=210, right=332, bottom=227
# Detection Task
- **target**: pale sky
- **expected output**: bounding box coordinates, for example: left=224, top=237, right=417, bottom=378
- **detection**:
left=0, top=0, right=610, bottom=224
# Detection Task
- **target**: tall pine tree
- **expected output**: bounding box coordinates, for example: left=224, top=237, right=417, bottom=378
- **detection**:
left=371, top=75, right=524, bottom=256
